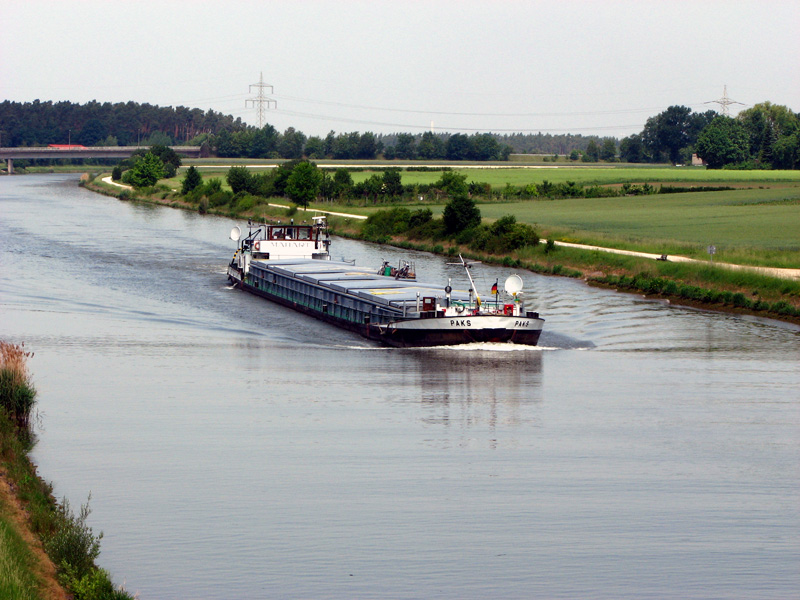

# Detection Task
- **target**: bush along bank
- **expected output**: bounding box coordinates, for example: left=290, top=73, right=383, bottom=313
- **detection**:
left=0, top=341, right=134, bottom=600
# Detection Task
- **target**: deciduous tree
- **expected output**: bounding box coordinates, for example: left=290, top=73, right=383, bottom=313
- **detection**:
left=600, top=138, right=617, bottom=161
left=250, top=124, right=278, bottom=158
left=226, top=165, right=253, bottom=194
left=582, top=140, right=599, bottom=162
left=619, top=134, right=646, bottom=163
left=382, top=168, right=403, bottom=196
left=417, top=132, right=446, bottom=160
left=356, top=132, right=379, bottom=159
left=471, top=133, right=500, bottom=160
left=304, top=136, right=325, bottom=159
left=285, top=161, right=322, bottom=207
left=443, top=193, right=481, bottom=234
left=642, top=105, right=705, bottom=164
left=695, top=116, right=749, bottom=169
left=434, top=171, right=469, bottom=197
left=394, top=133, right=417, bottom=159
left=446, top=133, right=472, bottom=161
left=126, top=152, right=165, bottom=188
left=278, top=127, right=306, bottom=159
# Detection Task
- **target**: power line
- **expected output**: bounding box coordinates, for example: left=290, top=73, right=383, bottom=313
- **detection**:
left=273, top=94, right=697, bottom=118
left=272, top=107, right=641, bottom=133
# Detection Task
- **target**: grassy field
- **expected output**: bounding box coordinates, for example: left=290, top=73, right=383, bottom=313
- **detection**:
left=293, top=194, right=800, bottom=268
left=351, top=166, right=800, bottom=187
left=168, top=163, right=800, bottom=191
left=475, top=187, right=800, bottom=264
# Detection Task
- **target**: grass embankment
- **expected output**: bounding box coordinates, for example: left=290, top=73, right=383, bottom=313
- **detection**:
left=0, top=341, right=133, bottom=600
left=85, top=167, right=800, bottom=324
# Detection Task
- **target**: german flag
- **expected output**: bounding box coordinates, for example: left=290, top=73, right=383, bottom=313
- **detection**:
left=491, top=281, right=498, bottom=295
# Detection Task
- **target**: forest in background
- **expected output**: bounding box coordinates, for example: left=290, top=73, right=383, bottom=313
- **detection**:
left=2, top=99, right=798, bottom=168
left=0, top=99, right=606, bottom=161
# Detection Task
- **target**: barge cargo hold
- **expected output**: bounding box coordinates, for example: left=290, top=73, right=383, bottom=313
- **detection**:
left=226, top=218, right=544, bottom=348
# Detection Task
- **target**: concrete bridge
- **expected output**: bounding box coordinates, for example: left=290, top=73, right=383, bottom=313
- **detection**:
left=0, top=146, right=202, bottom=173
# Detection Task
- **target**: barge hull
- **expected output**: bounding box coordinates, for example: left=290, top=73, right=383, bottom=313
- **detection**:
left=376, top=326, right=542, bottom=348
left=239, top=280, right=542, bottom=347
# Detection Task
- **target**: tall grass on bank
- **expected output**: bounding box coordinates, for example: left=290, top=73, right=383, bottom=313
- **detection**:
left=0, top=340, right=134, bottom=600
left=0, top=514, right=43, bottom=600
left=0, top=343, right=36, bottom=430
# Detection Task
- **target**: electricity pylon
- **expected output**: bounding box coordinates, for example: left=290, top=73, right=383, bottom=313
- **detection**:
left=246, top=72, right=276, bottom=128
left=704, top=85, right=744, bottom=116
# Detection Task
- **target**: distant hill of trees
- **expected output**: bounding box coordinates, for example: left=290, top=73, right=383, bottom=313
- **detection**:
left=4, top=99, right=795, bottom=168
left=0, top=99, right=248, bottom=148
left=1, top=99, right=607, bottom=161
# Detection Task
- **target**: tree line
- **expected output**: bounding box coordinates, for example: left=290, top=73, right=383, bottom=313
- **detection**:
left=0, top=99, right=247, bottom=147
left=619, top=102, right=800, bottom=169
left=2, top=99, right=602, bottom=161
left=5, top=99, right=798, bottom=168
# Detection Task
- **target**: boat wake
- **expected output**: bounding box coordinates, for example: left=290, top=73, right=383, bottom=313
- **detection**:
left=410, top=342, right=555, bottom=352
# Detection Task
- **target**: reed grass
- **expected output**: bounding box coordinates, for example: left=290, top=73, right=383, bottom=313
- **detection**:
left=0, top=343, right=36, bottom=430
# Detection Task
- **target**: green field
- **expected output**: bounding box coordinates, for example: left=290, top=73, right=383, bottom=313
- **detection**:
left=478, top=188, right=800, bottom=265
left=174, top=161, right=800, bottom=188
left=350, top=166, right=800, bottom=187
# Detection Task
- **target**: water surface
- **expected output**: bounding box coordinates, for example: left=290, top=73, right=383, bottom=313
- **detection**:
left=1, top=175, right=798, bottom=599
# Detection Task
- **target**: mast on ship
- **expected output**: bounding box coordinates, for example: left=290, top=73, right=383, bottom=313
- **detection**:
left=448, top=254, right=483, bottom=309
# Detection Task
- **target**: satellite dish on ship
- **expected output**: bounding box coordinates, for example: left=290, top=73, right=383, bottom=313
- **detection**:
left=230, top=226, right=241, bottom=242
left=504, top=274, right=523, bottom=295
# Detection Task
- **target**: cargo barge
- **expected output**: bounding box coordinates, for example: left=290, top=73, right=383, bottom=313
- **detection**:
left=226, top=217, right=544, bottom=347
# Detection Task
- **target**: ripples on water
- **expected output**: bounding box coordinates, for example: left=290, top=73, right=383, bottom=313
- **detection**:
left=1, top=175, right=798, bottom=599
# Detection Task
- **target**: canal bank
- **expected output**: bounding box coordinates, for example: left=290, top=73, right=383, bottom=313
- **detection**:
left=0, top=340, right=134, bottom=600
left=0, top=439, right=68, bottom=600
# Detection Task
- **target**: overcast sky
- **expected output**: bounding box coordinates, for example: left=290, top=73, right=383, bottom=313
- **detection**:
left=3, top=0, right=798, bottom=139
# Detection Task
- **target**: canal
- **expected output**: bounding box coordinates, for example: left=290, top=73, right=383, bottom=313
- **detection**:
left=1, top=175, right=798, bottom=599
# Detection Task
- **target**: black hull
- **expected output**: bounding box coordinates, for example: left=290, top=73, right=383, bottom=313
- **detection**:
left=376, top=326, right=542, bottom=348
left=237, top=279, right=542, bottom=348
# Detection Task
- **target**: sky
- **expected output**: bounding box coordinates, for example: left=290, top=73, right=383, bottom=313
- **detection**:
left=2, top=0, right=799, bottom=139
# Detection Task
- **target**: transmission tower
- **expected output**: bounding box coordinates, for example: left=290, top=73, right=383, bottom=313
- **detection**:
left=246, top=72, right=276, bottom=128
left=704, top=85, right=744, bottom=116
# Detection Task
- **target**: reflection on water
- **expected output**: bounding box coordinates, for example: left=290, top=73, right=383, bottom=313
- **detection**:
left=1, top=176, right=799, bottom=600
left=412, top=350, right=543, bottom=447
